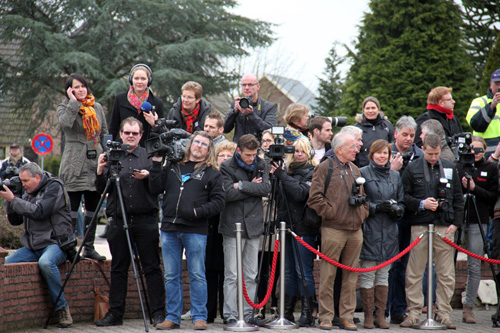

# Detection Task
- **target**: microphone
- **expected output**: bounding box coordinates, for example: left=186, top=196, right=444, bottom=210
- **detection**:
left=140, top=102, right=152, bottom=113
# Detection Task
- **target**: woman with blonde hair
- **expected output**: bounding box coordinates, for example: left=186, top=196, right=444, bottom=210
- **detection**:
left=270, top=137, right=318, bottom=326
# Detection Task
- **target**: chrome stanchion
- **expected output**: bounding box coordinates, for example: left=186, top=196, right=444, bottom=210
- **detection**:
left=265, top=222, right=298, bottom=329
left=414, top=224, right=446, bottom=330
left=225, top=223, right=258, bottom=332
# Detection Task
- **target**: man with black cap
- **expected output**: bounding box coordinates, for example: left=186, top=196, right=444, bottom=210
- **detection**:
left=0, top=143, right=30, bottom=180
left=466, top=69, right=500, bottom=148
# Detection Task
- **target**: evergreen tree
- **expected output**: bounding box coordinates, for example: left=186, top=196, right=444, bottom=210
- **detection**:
left=481, top=30, right=500, bottom=93
left=341, top=0, right=475, bottom=128
left=462, top=0, right=500, bottom=86
left=0, top=0, right=274, bottom=133
left=314, top=44, right=344, bottom=117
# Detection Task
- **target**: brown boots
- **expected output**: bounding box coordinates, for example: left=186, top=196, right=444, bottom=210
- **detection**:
left=374, top=286, right=390, bottom=329
left=360, top=288, right=375, bottom=329
left=462, top=304, right=476, bottom=324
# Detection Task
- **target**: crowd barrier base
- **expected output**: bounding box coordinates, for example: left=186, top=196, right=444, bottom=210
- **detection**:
left=265, top=222, right=297, bottom=330
left=414, top=224, right=446, bottom=330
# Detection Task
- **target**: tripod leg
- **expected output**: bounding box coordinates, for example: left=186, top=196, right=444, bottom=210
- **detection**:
left=44, top=178, right=113, bottom=328
left=133, top=241, right=153, bottom=324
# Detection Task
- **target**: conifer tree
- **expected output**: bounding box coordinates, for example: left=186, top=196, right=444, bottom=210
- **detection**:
left=481, top=30, right=500, bottom=93
left=314, top=44, right=344, bottom=117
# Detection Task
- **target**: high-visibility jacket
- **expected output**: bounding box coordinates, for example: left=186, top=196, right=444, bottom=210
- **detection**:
left=466, top=88, right=500, bottom=146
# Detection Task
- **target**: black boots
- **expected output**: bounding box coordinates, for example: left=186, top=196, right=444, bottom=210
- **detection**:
left=284, top=294, right=297, bottom=322
left=296, top=296, right=314, bottom=327
left=83, top=216, right=106, bottom=261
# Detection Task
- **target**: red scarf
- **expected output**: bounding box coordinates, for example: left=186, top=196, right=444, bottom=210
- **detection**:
left=181, top=103, right=200, bottom=134
left=427, top=104, right=454, bottom=120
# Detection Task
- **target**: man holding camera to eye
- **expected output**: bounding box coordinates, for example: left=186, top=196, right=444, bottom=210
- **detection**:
left=307, top=132, right=369, bottom=331
left=390, top=116, right=423, bottom=172
left=400, top=133, right=464, bottom=329
left=95, top=117, right=165, bottom=327
left=466, top=69, right=500, bottom=148
left=224, top=73, right=277, bottom=143
left=0, top=162, right=74, bottom=328
left=0, top=143, right=30, bottom=180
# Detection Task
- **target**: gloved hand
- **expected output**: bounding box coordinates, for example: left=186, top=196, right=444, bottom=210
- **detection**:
left=375, top=200, right=392, bottom=213
left=177, top=205, right=197, bottom=220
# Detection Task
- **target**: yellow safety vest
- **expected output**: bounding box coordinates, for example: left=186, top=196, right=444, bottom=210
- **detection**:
left=466, top=95, right=500, bottom=139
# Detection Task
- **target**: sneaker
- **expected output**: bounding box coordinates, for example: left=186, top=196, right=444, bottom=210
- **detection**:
left=153, top=312, right=166, bottom=327
left=226, top=318, right=237, bottom=325
left=194, top=320, right=207, bottom=330
left=181, top=310, right=191, bottom=320
left=246, top=316, right=269, bottom=326
left=255, top=307, right=264, bottom=320
left=56, top=306, right=73, bottom=328
left=400, top=316, right=419, bottom=328
left=440, top=317, right=456, bottom=329
left=319, top=319, right=333, bottom=330
left=390, top=313, right=408, bottom=324
left=95, top=311, right=123, bottom=326
left=270, top=306, right=279, bottom=319
left=156, top=319, right=180, bottom=330
left=340, top=318, right=357, bottom=331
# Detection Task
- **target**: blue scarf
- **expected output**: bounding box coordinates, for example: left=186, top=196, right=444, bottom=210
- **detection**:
left=234, top=150, right=257, bottom=172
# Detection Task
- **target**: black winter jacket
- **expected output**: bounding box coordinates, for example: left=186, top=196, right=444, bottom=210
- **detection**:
left=149, top=161, right=225, bottom=235
left=402, top=158, right=464, bottom=227
left=167, top=98, right=212, bottom=133
left=457, top=158, right=498, bottom=224
left=108, top=91, right=165, bottom=147
left=354, top=114, right=394, bottom=167
left=275, top=164, right=318, bottom=236
left=6, top=172, right=73, bottom=251
left=359, top=161, right=404, bottom=261
left=414, top=108, right=463, bottom=147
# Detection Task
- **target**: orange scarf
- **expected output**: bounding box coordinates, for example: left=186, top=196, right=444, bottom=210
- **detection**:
left=79, top=94, right=101, bottom=147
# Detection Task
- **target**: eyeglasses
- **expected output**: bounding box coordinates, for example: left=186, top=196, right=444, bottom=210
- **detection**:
left=193, top=139, right=209, bottom=148
left=123, top=131, right=140, bottom=136
left=441, top=98, right=454, bottom=102
left=182, top=95, right=196, bottom=100
left=262, top=139, right=273, bottom=144
left=241, top=83, right=258, bottom=87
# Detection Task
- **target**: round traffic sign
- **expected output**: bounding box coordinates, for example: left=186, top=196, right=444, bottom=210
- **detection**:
left=32, top=133, right=54, bottom=155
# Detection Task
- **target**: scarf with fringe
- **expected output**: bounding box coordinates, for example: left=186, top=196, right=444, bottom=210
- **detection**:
left=79, top=94, right=101, bottom=147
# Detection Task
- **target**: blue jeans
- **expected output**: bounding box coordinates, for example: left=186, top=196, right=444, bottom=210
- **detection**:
left=285, top=234, right=316, bottom=298
left=161, top=231, right=207, bottom=324
left=6, top=244, right=67, bottom=310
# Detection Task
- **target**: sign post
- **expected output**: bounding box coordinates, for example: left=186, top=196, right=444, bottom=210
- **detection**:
left=31, top=133, right=53, bottom=170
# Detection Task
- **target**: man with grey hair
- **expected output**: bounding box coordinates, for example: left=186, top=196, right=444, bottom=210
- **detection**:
left=0, top=162, right=74, bottom=328
left=390, top=116, right=424, bottom=172
left=308, top=132, right=369, bottom=330
left=420, top=119, right=455, bottom=161
left=323, top=126, right=363, bottom=162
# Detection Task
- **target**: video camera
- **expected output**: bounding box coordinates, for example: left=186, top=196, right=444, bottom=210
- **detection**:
left=265, top=127, right=295, bottom=163
left=145, top=119, right=190, bottom=162
left=348, top=177, right=367, bottom=206
left=0, top=176, right=22, bottom=195
left=310, top=114, right=347, bottom=127
left=104, top=140, right=130, bottom=163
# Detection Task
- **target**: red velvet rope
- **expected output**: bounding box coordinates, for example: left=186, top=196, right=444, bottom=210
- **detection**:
left=292, top=231, right=423, bottom=272
left=242, top=239, right=280, bottom=309
left=441, top=235, right=500, bottom=264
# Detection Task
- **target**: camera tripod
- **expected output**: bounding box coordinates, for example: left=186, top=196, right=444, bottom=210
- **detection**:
left=44, top=162, right=152, bottom=332
left=256, top=159, right=314, bottom=325
left=454, top=173, right=500, bottom=327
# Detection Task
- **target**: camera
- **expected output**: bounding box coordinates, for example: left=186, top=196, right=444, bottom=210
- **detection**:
left=145, top=128, right=190, bottom=162
left=456, top=132, right=475, bottom=165
left=155, top=118, right=178, bottom=132
left=5, top=165, right=19, bottom=177
left=387, top=199, right=404, bottom=219
left=348, top=177, right=367, bottom=206
left=310, top=114, right=347, bottom=127
left=265, top=127, right=295, bottom=162
left=0, top=176, right=22, bottom=195
left=437, top=177, right=450, bottom=211
left=104, top=140, right=131, bottom=162
left=239, top=96, right=253, bottom=109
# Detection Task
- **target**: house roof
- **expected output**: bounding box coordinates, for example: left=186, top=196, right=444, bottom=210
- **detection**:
left=262, top=74, right=317, bottom=110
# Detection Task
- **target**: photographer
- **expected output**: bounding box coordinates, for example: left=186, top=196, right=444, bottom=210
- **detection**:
left=307, top=132, right=369, bottom=330
left=359, top=139, right=404, bottom=329
left=95, top=117, right=165, bottom=327
left=0, top=163, right=73, bottom=328
left=390, top=116, right=423, bottom=172
left=0, top=143, right=29, bottom=180
left=224, top=74, right=277, bottom=142
left=401, top=134, right=464, bottom=329
left=149, top=131, right=225, bottom=330
left=270, top=137, right=318, bottom=327
left=456, top=136, right=498, bottom=323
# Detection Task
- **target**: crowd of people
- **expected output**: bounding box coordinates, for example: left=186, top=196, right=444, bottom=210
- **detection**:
left=2, top=65, right=500, bottom=331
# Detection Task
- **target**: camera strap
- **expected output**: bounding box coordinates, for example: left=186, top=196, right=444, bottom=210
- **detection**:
left=331, top=154, right=358, bottom=194
left=422, top=158, right=446, bottom=198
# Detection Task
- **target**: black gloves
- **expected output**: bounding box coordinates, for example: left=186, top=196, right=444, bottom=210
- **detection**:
left=375, top=200, right=392, bottom=213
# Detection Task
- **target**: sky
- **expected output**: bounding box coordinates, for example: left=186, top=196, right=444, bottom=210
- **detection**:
left=229, top=0, right=371, bottom=94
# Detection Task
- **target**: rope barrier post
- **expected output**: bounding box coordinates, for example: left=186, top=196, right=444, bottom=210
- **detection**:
left=224, top=223, right=259, bottom=332
left=265, top=222, right=298, bottom=329
left=413, top=224, right=446, bottom=330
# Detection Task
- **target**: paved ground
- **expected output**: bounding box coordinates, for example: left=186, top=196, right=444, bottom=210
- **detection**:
left=11, top=308, right=500, bottom=332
